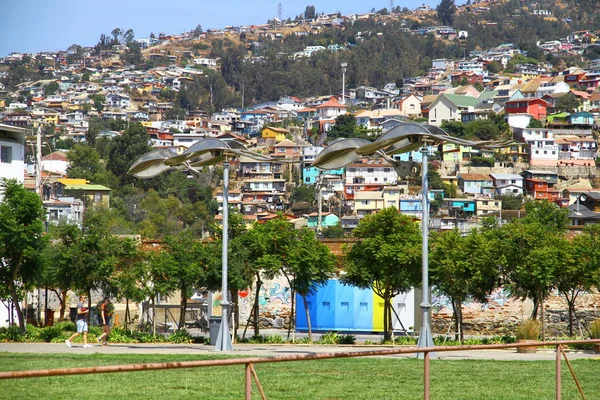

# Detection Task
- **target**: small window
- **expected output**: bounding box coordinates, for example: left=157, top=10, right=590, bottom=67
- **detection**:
left=0, top=146, right=12, bottom=164
left=367, top=168, right=374, bottom=173
left=384, top=168, right=391, bottom=173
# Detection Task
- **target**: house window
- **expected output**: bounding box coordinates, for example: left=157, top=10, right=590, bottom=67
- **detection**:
left=384, top=168, right=390, bottom=173
left=552, top=151, right=555, bottom=155
left=0, top=146, right=11, bottom=163
left=367, top=168, right=374, bottom=173
left=483, top=201, right=488, bottom=205
left=94, top=193, right=102, bottom=203
left=362, top=201, right=369, bottom=205
left=277, top=147, right=285, bottom=153
left=511, top=180, right=516, bottom=184
left=538, top=183, right=543, bottom=187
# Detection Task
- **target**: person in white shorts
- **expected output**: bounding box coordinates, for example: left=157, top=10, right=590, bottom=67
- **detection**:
left=65, top=295, right=92, bottom=348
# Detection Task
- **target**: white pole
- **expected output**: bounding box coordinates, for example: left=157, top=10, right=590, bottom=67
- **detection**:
left=215, top=159, right=233, bottom=351
left=416, top=144, right=435, bottom=358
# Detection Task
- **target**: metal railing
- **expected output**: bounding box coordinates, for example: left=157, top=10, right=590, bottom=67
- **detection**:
left=1, top=339, right=598, bottom=400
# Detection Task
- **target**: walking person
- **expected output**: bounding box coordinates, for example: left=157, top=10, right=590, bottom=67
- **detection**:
left=97, top=297, right=113, bottom=346
left=66, top=295, right=92, bottom=348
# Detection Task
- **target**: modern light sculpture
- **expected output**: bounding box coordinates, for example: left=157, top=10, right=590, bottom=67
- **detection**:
left=340, top=62, right=348, bottom=105
left=312, top=122, right=494, bottom=358
left=129, top=138, right=276, bottom=351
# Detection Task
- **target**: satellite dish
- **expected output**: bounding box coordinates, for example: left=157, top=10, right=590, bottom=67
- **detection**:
left=579, top=194, right=587, bottom=202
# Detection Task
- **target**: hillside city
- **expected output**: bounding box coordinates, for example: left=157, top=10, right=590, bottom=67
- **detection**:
left=1, top=1, right=600, bottom=233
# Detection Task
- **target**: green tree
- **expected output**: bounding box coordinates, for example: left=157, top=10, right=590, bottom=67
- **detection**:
left=555, top=93, right=581, bottom=113
left=156, top=230, right=208, bottom=330
left=241, top=216, right=298, bottom=337
left=42, top=222, right=81, bottom=320
left=44, top=81, right=59, bottom=96
left=0, top=179, right=46, bottom=332
left=437, top=0, right=457, bottom=26
left=556, top=224, right=600, bottom=336
left=106, top=123, right=152, bottom=186
left=527, top=118, right=543, bottom=128
left=326, top=114, right=370, bottom=142
left=342, top=208, right=421, bottom=340
left=430, top=228, right=498, bottom=342
left=465, top=119, right=501, bottom=141
left=304, top=5, right=316, bottom=19
left=440, top=120, right=467, bottom=139
left=321, top=223, right=345, bottom=238
left=288, top=229, right=336, bottom=341
left=90, top=94, right=105, bottom=112
left=497, top=194, right=523, bottom=210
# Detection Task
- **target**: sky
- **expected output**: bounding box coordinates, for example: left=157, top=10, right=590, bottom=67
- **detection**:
left=1, top=0, right=448, bottom=57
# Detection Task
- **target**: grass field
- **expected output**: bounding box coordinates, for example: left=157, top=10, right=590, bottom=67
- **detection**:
left=0, top=353, right=599, bottom=399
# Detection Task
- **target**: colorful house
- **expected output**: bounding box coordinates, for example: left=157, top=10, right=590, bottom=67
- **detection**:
left=457, top=173, right=494, bottom=195
left=505, top=98, right=550, bottom=120
left=261, top=126, right=288, bottom=142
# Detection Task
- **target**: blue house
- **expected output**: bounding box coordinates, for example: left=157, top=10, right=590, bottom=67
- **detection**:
left=458, top=173, right=494, bottom=195
left=305, top=212, right=339, bottom=228
left=399, top=197, right=423, bottom=217
left=447, top=199, right=476, bottom=216
left=302, top=166, right=344, bottom=185
left=568, top=111, right=595, bottom=126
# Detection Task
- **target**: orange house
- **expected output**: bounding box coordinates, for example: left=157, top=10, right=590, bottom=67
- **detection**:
left=505, top=98, right=550, bottom=120
left=524, top=178, right=560, bottom=200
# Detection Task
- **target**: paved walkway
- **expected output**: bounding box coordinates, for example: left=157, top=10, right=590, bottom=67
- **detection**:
left=1, top=342, right=598, bottom=361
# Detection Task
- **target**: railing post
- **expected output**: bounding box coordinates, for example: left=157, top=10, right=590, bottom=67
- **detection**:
left=556, top=344, right=561, bottom=400
left=246, top=363, right=252, bottom=400
left=424, top=351, right=430, bottom=400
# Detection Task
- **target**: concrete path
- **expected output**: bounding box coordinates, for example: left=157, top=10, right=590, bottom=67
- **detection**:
left=1, top=342, right=598, bottom=361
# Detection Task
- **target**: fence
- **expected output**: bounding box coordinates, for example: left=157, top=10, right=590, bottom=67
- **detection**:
left=1, top=339, right=599, bottom=400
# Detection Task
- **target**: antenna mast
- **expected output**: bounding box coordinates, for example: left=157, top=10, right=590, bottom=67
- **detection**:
left=277, top=2, right=283, bottom=21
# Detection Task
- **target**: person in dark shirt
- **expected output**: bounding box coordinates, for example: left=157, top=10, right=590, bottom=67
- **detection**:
left=66, top=295, right=92, bottom=348
left=97, top=297, right=113, bottom=346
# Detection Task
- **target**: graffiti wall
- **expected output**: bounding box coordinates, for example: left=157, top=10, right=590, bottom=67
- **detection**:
left=237, top=275, right=292, bottom=328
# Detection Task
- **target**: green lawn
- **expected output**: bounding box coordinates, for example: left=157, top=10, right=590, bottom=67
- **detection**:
left=0, top=353, right=599, bottom=399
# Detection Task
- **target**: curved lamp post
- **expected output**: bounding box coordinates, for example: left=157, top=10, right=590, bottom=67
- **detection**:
left=312, top=122, right=494, bottom=358
left=129, top=138, right=276, bottom=351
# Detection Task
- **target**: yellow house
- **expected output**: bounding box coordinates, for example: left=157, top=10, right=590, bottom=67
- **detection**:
left=261, top=126, right=289, bottom=142
left=56, top=178, right=111, bottom=208
left=441, top=143, right=474, bottom=163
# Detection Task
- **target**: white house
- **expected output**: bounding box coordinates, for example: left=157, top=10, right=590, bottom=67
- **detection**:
left=0, top=123, right=27, bottom=191
left=345, top=158, right=398, bottom=185
left=315, top=99, right=347, bottom=118
left=428, top=94, right=479, bottom=126
left=105, top=93, right=130, bottom=109
left=515, top=128, right=559, bottom=166
left=41, top=151, right=69, bottom=175
left=490, top=173, right=524, bottom=196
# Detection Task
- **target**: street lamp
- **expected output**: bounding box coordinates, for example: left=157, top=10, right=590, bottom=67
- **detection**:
left=312, top=122, right=495, bottom=358
left=129, top=138, right=276, bottom=351
left=340, top=62, right=348, bottom=105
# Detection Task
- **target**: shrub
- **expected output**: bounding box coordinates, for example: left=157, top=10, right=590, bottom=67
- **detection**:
left=337, top=334, right=356, bottom=345
left=38, top=325, right=63, bottom=343
left=589, top=319, right=600, bottom=339
left=53, top=321, right=76, bottom=332
left=317, top=331, right=339, bottom=344
left=394, top=336, right=418, bottom=345
left=0, top=326, right=25, bottom=342
left=266, top=335, right=284, bottom=344
left=168, top=329, right=192, bottom=344
left=516, top=319, right=541, bottom=340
